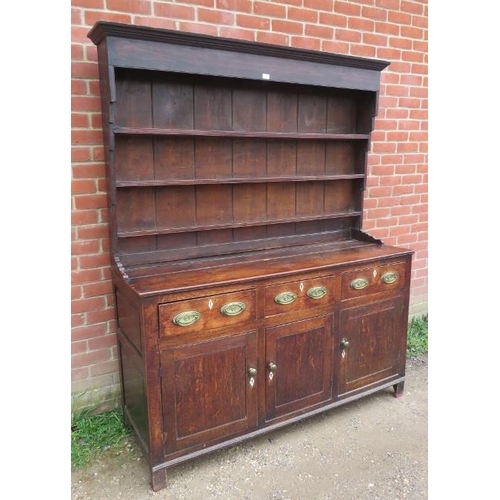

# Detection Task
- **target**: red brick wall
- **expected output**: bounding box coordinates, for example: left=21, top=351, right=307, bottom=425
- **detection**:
left=71, top=0, right=428, bottom=410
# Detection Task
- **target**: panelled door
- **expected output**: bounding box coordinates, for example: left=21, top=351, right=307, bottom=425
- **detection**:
left=265, top=316, right=333, bottom=422
left=160, top=331, right=258, bottom=453
left=337, top=297, right=406, bottom=397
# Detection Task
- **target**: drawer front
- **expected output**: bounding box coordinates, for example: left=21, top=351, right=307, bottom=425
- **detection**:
left=265, top=276, right=335, bottom=318
left=159, top=288, right=256, bottom=337
left=341, top=260, right=407, bottom=300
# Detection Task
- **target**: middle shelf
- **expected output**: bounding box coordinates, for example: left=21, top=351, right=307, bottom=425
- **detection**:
left=114, top=126, right=370, bottom=140
left=115, top=174, right=365, bottom=187
left=113, top=135, right=369, bottom=184
left=115, top=179, right=363, bottom=238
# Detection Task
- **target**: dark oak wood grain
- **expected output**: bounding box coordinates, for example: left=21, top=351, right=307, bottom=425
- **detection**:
left=88, top=21, right=412, bottom=492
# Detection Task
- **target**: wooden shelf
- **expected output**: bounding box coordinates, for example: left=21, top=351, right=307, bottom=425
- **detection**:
left=113, top=126, right=370, bottom=140
left=117, top=229, right=355, bottom=267
left=116, top=212, right=362, bottom=238
left=115, top=174, right=366, bottom=187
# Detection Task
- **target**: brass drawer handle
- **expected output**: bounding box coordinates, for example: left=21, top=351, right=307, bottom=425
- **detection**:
left=172, top=311, right=201, bottom=327
left=274, top=291, right=297, bottom=305
left=350, top=278, right=369, bottom=290
left=306, top=286, right=327, bottom=300
left=381, top=271, right=398, bottom=284
left=220, top=301, right=246, bottom=316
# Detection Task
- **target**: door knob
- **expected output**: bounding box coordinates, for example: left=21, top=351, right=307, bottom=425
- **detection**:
left=247, top=367, right=257, bottom=387
left=340, top=338, right=350, bottom=348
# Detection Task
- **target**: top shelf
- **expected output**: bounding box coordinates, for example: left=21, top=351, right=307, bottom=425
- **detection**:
left=113, top=126, right=370, bottom=141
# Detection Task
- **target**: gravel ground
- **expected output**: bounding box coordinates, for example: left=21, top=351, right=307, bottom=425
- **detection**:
left=71, top=355, right=428, bottom=500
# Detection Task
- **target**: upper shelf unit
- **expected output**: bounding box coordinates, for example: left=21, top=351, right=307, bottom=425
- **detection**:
left=88, top=21, right=389, bottom=264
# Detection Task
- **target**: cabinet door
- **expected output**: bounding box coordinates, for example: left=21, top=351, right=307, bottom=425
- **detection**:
left=338, top=297, right=406, bottom=397
left=161, top=331, right=258, bottom=453
left=265, top=316, right=333, bottom=422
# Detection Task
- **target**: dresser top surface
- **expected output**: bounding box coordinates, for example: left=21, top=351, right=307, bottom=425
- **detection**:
left=116, top=240, right=413, bottom=297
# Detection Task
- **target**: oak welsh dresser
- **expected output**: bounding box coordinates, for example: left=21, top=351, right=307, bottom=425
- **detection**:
left=88, top=21, right=414, bottom=492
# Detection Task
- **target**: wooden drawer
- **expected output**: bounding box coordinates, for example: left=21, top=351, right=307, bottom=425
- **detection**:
left=159, top=288, right=256, bottom=337
left=341, top=260, right=407, bottom=301
left=265, top=275, right=335, bottom=318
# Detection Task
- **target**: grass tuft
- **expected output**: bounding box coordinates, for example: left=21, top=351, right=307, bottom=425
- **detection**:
left=407, top=314, right=428, bottom=356
left=71, top=406, right=130, bottom=471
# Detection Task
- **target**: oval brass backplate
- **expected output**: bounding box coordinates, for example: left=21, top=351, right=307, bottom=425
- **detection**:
left=350, top=278, right=369, bottom=290
left=274, top=291, right=297, bottom=305
left=381, top=271, right=398, bottom=284
left=172, top=310, right=201, bottom=327
left=220, top=301, right=246, bottom=316
left=306, top=286, right=327, bottom=300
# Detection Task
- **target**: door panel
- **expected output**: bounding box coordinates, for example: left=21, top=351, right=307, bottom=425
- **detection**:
left=265, top=316, right=333, bottom=422
left=338, top=297, right=405, bottom=397
left=161, top=331, right=258, bottom=452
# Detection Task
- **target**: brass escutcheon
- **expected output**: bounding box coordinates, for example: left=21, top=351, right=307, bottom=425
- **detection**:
left=350, top=277, right=369, bottom=290
left=306, top=286, right=327, bottom=300
left=381, top=271, right=398, bottom=284
left=220, top=301, right=246, bottom=316
left=274, top=291, right=297, bottom=305
left=172, top=310, right=201, bottom=327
